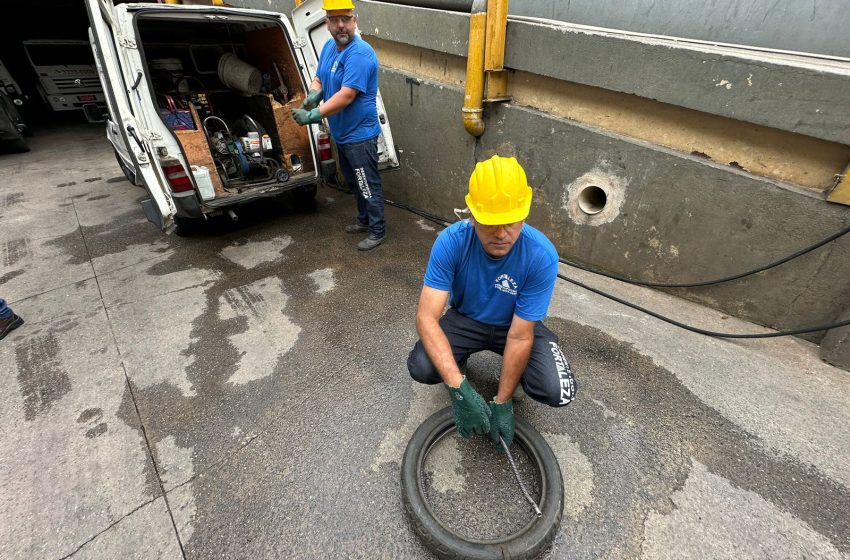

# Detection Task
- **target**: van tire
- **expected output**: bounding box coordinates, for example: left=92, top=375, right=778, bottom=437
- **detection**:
left=114, top=149, right=139, bottom=186
left=293, top=183, right=317, bottom=205
left=174, top=216, right=201, bottom=237
left=401, top=407, right=564, bottom=560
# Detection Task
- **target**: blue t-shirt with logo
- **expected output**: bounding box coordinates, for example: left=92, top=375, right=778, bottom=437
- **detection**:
left=423, top=221, right=559, bottom=326
left=317, top=36, right=382, bottom=144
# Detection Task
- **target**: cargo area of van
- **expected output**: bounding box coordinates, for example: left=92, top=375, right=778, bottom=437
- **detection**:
left=136, top=12, right=317, bottom=201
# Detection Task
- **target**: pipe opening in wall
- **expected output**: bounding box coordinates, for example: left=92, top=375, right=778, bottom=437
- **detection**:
left=578, top=185, right=608, bottom=215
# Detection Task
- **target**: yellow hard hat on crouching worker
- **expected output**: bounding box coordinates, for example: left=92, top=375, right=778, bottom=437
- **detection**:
left=322, top=0, right=355, bottom=10
left=465, top=156, right=533, bottom=225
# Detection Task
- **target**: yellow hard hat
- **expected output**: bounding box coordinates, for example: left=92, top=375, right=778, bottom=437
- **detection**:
left=322, top=0, right=355, bottom=10
left=465, top=156, right=533, bottom=225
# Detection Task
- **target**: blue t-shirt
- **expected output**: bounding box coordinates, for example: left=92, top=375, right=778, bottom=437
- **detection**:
left=316, top=36, right=382, bottom=144
left=423, top=221, right=559, bottom=326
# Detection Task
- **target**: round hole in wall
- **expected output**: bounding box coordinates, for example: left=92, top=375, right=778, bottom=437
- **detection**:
left=577, top=185, right=608, bottom=215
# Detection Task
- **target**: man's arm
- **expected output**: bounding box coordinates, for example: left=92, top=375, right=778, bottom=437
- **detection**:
left=495, top=314, right=535, bottom=403
left=415, top=285, right=464, bottom=388
left=317, top=86, right=358, bottom=117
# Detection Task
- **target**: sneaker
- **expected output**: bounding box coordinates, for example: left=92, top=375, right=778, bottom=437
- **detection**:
left=345, top=223, right=368, bottom=234
left=357, top=234, right=386, bottom=251
left=0, top=313, right=24, bottom=340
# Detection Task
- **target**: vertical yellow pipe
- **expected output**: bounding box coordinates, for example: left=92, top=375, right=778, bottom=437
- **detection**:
left=463, top=0, right=487, bottom=137
left=484, top=0, right=509, bottom=100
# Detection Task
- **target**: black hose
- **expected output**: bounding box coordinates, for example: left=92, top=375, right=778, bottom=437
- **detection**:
left=377, top=198, right=850, bottom=339
left=560, top=222, right=850, bottom=288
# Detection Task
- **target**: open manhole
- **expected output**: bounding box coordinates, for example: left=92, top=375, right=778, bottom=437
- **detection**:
left=402, top=407, right=564, bottom=560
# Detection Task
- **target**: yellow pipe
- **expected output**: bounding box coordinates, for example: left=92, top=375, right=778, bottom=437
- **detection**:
left=463, top=0, right=487, bottom=137
left=484, top=0, right=507, bottom=70
left=484, top=0, right=509, bottom=99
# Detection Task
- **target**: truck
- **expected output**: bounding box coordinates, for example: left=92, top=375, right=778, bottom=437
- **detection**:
left=84, top=0, right=398, bottom=235
left=22, top=39, right=108, bottom=121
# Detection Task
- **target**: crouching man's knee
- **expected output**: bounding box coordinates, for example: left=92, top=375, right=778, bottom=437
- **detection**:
left=407, top=341, right=442, bottom=384
left=526, top=340, right=578, bottom=407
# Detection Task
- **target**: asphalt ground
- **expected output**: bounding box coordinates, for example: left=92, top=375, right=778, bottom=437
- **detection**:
left=1, top=122, right=849, bottom=559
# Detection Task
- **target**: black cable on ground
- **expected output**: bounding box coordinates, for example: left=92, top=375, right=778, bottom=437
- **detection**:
left=560, top=222, right=850, bottom=288
left=560, top=273, right=850, bottom=338
left=365, top=191, right=850, bottom=338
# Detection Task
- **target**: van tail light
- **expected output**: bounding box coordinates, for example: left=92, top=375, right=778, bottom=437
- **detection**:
left=160, top=157, right=193, bottom=193
left=318, top=132, right=333, bottom=162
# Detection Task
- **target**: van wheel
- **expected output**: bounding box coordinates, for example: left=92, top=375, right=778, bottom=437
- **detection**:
left=401, top=407, right=564, bottom=560
left=293, top=184, right=317, bottom=206
left=174, top=216, right=201, bottom=237
left=114, top=149, right=139, bottom=186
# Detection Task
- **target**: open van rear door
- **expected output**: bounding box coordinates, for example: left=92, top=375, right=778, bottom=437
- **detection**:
left=84, top=0, right=177, bottom=231
left=292, top=0, right=399, bottom=171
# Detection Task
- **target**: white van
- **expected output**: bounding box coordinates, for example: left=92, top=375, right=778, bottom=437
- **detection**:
left=85, top=0, right=398, bottom=234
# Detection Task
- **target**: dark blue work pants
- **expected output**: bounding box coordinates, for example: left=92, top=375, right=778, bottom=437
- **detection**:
left=407, top=308, right=578, bottom=407
left=336, top=137, right=386, bottom=238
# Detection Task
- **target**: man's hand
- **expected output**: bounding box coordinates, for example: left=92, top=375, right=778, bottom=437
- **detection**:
left=291, top=107, right=322, bottom=125
left=488, top=398, right=515, bottom=447
left=447, top=378, right=491, bottom=439
left=301, top=89, right=323, bottom=111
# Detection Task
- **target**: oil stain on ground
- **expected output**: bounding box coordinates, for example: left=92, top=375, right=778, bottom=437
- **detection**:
left=15, top=332, right=72, bottom=421
left=540, top=316, right=850, bottom=557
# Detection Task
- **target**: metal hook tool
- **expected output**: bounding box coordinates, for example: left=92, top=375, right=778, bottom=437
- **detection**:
left=500, top=437, right=542, bottom=517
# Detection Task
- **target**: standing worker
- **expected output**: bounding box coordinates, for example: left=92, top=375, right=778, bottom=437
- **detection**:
left=292, top=0, right=386, bottom=251
left=407, top=156, right=578, bottom=447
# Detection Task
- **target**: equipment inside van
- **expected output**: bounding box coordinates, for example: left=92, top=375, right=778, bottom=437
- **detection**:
left=86, top=0, right=397, bottom=233
left=137, top=16, right=314, bottom=197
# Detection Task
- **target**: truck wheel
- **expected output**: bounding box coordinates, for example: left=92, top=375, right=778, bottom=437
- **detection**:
left=114, top=149, right=139, bottom=186
left=6, top=138, right=30, bottom=153
left=401, top=407, right=564, bottom=560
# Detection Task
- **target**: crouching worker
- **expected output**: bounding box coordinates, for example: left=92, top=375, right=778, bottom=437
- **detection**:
left=407, top=156, right=577, bottom=447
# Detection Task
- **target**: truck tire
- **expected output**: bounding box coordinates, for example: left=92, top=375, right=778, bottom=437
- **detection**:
left=401, top=407, right=564, bottom=560
left=6, top=138, right=29, bottom=153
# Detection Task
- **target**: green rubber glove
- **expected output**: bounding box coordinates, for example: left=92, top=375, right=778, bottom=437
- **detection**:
left=446, top=377, right=491, bottom=439
left=301, top=89, right=323, bottom=110
left=291, top=107, right=322, bottom=126
left=488, top=398, right=515, bottom=448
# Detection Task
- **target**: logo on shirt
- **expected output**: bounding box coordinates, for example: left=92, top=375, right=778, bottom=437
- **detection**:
left=331, top=60, right=339, bottom=73
left=494, top=274, right=518, bottom=296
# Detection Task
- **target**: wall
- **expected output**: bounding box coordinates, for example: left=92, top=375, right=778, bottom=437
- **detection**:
left=509, top=0, right=850, bottom=58
left=350, top=1, right=850, bottom=356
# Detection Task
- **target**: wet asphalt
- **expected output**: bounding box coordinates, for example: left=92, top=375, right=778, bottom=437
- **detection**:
left=1, top=122, right=849, bottom=560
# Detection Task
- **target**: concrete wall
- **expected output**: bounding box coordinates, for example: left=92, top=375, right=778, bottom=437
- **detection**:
left=510, top=0, right=850, bottom=58
left=349, top=1, right=850, bottom=351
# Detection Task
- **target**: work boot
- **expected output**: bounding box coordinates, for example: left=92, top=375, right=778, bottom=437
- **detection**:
left=345, top=223, right=368, bottom=234
left=0, top=313, right=24, bottom=340
left=357, top=234, right=386, bottom=251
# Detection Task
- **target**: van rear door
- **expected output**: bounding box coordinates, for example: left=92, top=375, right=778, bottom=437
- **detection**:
left=84, top=0, right=177, bottom=231
left=292, top=0, right=399, bottom=171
